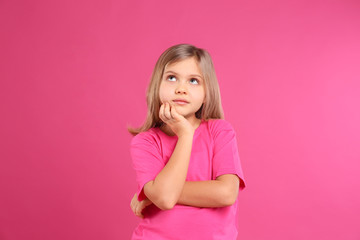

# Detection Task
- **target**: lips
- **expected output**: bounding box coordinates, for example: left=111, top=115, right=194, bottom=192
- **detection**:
left=172, top=99, right=189, bottom=104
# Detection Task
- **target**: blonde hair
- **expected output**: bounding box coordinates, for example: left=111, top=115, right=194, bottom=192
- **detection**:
left=127, top=43, right=224, bottom=136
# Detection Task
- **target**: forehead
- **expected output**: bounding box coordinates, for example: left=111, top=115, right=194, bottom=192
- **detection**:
left=164, top=57, right=202, bottom=75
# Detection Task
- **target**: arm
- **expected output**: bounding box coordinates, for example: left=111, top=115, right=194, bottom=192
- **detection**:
left=177, top=174, right=240, bottom=207
left=143, top=133, right=194, bottom=210
left=131, top=174, right=240, bottom=218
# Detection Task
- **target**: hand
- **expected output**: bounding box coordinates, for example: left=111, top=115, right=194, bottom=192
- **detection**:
left=130, top=193, right=153, bottom=218
left=159, top=102, right=194, bottom=137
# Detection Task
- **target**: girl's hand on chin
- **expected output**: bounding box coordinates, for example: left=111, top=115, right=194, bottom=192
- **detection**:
left=159, top=102, right=194, bottom=137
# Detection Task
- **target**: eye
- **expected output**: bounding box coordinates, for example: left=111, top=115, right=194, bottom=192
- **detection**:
left=167, top=75, right=177, bottom=82
left=190, top=78, right=199, bottom=85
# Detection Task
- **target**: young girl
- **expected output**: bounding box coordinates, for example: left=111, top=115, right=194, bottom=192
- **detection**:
left=128, top=43, right=246, bottom=240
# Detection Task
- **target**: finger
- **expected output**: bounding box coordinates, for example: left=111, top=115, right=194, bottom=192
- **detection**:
left=130, top=202, right=135, bottom=214
left=160, top=103, right=168, bottom=123
left=162, top=102, right=168, bottom=122
left=131, top=194, right=140, bottom=215
left=136, top=208, right=144, bottom=218
left=135, top=204, right=140, bottom=214
left=164, top=102, right=172, bottom=120
left=163, top=103, right=168, bottom=119
left=135, top=205, right=144, bottom=218
left=130, top=195, right=135, bottom=208
left=170, top=103, right=182, bottom=120
left=159, top=103, right=165, bottom=122
left=130, top=199, right=137, bottom=213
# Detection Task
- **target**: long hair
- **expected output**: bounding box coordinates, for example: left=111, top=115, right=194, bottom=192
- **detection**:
left=127, top=43, right=224, bottom=136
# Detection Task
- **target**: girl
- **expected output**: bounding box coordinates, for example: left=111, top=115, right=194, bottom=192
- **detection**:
left=128, top=43, right=246, bottom=240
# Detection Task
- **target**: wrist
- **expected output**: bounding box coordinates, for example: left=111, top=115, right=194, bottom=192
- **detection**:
left=178, top=131, right=194, bottom=139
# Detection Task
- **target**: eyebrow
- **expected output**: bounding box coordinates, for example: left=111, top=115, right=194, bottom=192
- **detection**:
left=164, top=70, right=203, bottom=79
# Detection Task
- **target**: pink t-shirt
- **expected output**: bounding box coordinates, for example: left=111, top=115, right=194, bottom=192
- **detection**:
left=130, top=119, right=246, bottom=240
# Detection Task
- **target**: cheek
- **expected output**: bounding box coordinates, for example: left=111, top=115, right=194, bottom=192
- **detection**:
left=159, top=85, right=170, bottom=103
left=159, top=91, right=169, bottom=101
left=194, top=89, right=205, bottom=103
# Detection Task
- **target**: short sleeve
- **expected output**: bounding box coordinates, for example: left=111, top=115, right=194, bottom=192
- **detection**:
left=211, top=120, right=246, bottom=190
left=130, top=132, right=165, bottom=201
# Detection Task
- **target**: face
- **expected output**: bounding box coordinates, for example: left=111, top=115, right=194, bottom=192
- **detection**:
left=159, top=57, right=205, bottom=120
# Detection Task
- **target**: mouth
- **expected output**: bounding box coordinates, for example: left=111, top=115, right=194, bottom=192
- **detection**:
left=172, top=99, right=189, bottom=105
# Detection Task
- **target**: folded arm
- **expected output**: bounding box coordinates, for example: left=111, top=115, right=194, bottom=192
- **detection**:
left=139, top=174, right=240, bottom=209
left=143, top=134, right=194, bottom=210
left=178, top=174, right=240, bottom=207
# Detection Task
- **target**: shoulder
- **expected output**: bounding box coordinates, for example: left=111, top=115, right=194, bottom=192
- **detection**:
left=130, top=128, right=161, bottom=147
left=207, top=119, right=236, bottom=135
left=130, top=128, right=164, bottom=164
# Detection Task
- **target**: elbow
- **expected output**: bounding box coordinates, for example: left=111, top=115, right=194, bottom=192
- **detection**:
left=156, top=197, right=176, bottom=210
left=145, top=190, right=177, bottom=210
left=143, top=181, right=177, bottom=210
left=222, top=195, right=237, bottom=206
left=156, top=190, right=179, bottom=210
left=221, top=186, right=239, bottom=206
left=151, top=193, right=177, bottom=210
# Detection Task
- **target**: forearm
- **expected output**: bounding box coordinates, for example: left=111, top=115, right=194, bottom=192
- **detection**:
left=144, top=134, right=194, bottom=209
left=177, top=180, right=233, bottom=208
left=143, top=178, right=237, bottom=209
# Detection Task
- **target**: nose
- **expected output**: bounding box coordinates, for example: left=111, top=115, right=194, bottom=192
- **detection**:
left=175, top=81, right=187, bottom=94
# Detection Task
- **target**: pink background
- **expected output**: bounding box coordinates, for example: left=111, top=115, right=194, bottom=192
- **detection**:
left=1, top=0, right=359, bottom=239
